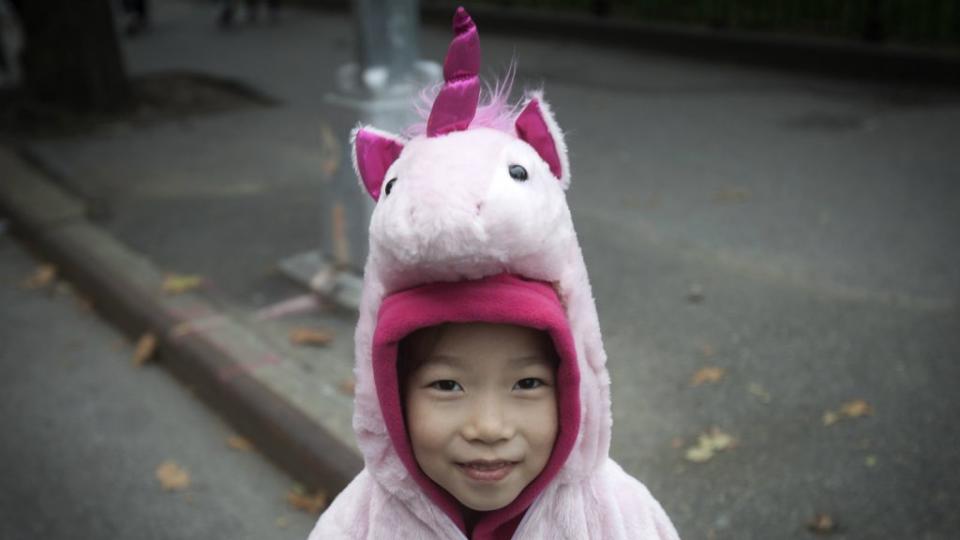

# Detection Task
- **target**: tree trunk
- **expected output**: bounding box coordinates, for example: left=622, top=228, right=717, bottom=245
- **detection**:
left=17, top=0, right=132, bottom=112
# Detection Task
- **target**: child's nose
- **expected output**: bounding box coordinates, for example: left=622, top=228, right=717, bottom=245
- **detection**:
left=462, top=394, right=515, bottom=443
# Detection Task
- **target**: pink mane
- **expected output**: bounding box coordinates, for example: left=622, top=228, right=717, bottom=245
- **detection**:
left=405, top=62, right=521, bottom=138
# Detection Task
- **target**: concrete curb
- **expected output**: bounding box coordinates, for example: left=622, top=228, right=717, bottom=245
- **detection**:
left=0, top=145, right=362, bottom=496
left=418, top=4, right=960, bottom=87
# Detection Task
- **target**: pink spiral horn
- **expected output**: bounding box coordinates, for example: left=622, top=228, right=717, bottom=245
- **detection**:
left=426, top=7, right=481, bottom=137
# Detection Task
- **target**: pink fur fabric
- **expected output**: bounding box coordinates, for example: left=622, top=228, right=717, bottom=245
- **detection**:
left=308, top=115, right=680, bottom=540
left=309, top=7, right=678, bottom=539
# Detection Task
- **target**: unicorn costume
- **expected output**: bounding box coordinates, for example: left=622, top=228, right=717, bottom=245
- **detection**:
left=309, top=7, right=679, bottom=540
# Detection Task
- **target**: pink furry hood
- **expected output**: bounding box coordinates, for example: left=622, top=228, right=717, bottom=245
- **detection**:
left=309, top=7, right=679, bottom=540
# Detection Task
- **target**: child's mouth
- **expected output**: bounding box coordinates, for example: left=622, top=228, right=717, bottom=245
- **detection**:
left=457, top=460, right=517, bottom=482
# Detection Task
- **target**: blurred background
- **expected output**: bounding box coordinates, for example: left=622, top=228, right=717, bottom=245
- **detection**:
left=1, top=1, right=958, bottom=539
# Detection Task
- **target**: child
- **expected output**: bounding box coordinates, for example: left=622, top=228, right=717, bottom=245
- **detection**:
left=308, top=7, right=679, bottom=539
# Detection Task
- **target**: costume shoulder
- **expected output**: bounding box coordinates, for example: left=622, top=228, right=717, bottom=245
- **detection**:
left=308, top=469, right=373, bottom=539
left=602, top=459, right=681, bottom=540
left=308, top=468, right=465, bottom=540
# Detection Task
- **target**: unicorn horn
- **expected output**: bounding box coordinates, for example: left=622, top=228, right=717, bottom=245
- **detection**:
left=426, top=7, right=481, bottom=137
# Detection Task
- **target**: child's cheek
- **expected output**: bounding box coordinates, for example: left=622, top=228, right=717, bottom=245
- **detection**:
left=407, top=392, right=464, bottom=451
left=516, top=395, right=559, bottom=451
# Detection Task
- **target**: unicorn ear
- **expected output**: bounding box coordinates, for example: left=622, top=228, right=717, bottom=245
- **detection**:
left=514, top=92, right=571, bottom=189
left=351, top=126, right=406, bottom=200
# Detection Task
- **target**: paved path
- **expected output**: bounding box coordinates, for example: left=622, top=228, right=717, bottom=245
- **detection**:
left=0, top=234, right=316, bottom=539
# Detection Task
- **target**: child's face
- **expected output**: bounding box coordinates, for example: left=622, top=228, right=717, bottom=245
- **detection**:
left=403, top=322, right=558, bottom=511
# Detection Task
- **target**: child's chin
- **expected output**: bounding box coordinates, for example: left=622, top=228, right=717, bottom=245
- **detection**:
left=456, top=491, right=518, bottom=512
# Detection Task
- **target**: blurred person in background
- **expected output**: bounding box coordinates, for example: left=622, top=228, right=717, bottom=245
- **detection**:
left=120, top=0, right=149, bottom=36
left=219, top=0, right=280, bottom=27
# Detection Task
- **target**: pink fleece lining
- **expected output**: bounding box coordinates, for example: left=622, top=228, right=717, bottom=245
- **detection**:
left=373, top=274, right=581, bottom=540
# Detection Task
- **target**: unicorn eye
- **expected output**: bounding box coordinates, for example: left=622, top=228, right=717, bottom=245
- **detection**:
left=508, top=165, right=528, bottom=181
left=384, top=178, right=397, bottom=196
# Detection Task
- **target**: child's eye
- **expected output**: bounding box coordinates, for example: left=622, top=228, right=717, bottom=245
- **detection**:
left=514, top=378, right=545, bottom=390
left=428, top=380, right=463, bottom=392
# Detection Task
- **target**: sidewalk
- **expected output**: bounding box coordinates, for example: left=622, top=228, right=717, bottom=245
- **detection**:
left=2, top=1, right=959, bottom=538
left=0, top=234, right=317, bottom=540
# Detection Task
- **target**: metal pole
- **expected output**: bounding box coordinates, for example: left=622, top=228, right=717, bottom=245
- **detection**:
left=280, top=0, right=439, bottom=309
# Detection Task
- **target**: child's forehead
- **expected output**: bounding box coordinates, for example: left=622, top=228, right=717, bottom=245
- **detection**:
left=419, top=352, right=554, bottom=370
left=401, top=322, right=558, bottom=375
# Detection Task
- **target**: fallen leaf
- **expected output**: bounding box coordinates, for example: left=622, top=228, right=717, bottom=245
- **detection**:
left=823, top=398, right=873, bottom=426
left=714, top=187, right=749, bottom=203
left=690, top=366, right=726, bottom=387
left=162, top=273, right=203, bottom=295
left=684, top=427, right=736, bottom=463
left=289, top=327, right=334, bottom=347
left=703, top=428, right=736, bottom=451
left=338, top=377, right=355, bottom=396
left=748, top=382, right=772, bottom=404
left=865, top=455, right=878, bottom=467
left=286, top=485, right=327, bottom=514
left=156, top=460, right=191, bottom=491
left=23, top=264, right=57, bottom=289
left=132, top=333, right=158, bottom=366
left=227, top=435, right=253, bottom=452
left=839, top=399, right=873, bottom=418
left=807, top=513, right=837, bottom=535
left=685, top=444, right=714, bottom=463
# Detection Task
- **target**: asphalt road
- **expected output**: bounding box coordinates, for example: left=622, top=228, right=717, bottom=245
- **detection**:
left=0, top=234, right=316, bottom=540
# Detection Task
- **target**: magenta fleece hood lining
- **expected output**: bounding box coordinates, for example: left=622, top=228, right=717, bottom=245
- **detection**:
left=372, top=273, right=582, bottom=539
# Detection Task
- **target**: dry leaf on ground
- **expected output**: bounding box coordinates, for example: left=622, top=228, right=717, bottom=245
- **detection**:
left=289, top=327, right=334, bottom=347
left=748, top=382, right=772, bottom=404
left=162, top=273, right=203, bottom=295
left=132, top=333, right=158, bottom=366
left=823, top=398, right=874, bottom=426
left=286, top=485, right=328, bottom=514
left=807, top=513, right=838, bottom=535
left=690, top=366, right=726, bottom=387
left=156, top=460, right=191, bottom=491
left=23, top=264, right=57, bottom=289
left=714, top=187, right=750, bottom=203
left=684, top=427, right=736, bottom=463
left=227, top=435, right=253, bottom=452
left=839, top=399, right=873, bottom=418
left=338, top=377, right=356, bottom=396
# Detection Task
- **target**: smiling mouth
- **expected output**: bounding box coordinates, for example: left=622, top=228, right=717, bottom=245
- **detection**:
left=456, top=460, right=518, bottom=483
